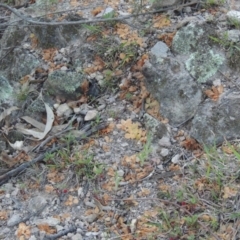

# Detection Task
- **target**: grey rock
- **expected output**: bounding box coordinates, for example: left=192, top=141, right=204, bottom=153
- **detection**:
left=0, top=46, right=41, bottom=83
left=44, top=70, right=85, bottom=99
left=143, top=58, right=202, bottom=126
left=160, top=148, right=169, bottom=157
left=183, top=6, right=192, bottom=13
left=190, top=91, right=240, bottom=145
left=28, top=196, right=47, bottom=215
left=84, top=110, right=98, bottom=121
left=7, top=213, right=22, bottom=227
left=56, top=103, right=73, bottom=117
left=227, top=10, right=240, bottom=25
left=2, top=183, right=14, bottom=193
left=226, top=30, right=240, bottom=42
left=71, top=233, right=83, bottom=240
left=150, top=41, right=169, bottom=59
left=158, top=136, right=171, bottom=147
left=29, top=236, right=37, bottom=240
left=171, top=154, right=180, bottom=163
left=1, top=227, right=10, bottom=234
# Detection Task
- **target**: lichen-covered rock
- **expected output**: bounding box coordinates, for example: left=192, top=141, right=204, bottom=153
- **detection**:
left=0, top=75, right=13, bottom=102
left=44, top=70, right=85, bottom=99
left=190, top=90, right=240, bottom=146
left=172, top=22, right=225, bottom=83
left=172, top=23, right=205, bottom=55
left=185, top=50, right=224, bottom=83
left=0, top=0, right=86, bottom=82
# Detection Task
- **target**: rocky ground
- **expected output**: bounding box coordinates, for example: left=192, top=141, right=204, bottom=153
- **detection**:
left=1, top=0, right=240, bottom=240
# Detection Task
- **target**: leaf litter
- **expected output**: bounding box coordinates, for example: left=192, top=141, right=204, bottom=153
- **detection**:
left=1, top=1, right=240, bottom=240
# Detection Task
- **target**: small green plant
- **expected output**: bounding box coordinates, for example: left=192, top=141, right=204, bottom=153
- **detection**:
left=125, top=92, right=133, bottom=101
left=102, top=11, right=116, bottom=27
left=83, top=24, right=102, bottom=35
left=114, top=171, right=122, bottom=191
left=95, top=37, right=138, bottom=69
left=17, top=83, right=30, bottom=101
left=205, top=0, right=225, bottom=7
left=183, top=215, right=199, bottom=228
left=209, top=33, right=240, bottom=68
left=176, top=189, right=185, bottom=201
left=45, top=133, right=104, bottom=180
left=137, top=134, right=152, bottom=166
left=93, top=113, right=101, bottom=125
left=108, top=110, right=117, bottom=119
left=102, top=69, right=116, bottom=90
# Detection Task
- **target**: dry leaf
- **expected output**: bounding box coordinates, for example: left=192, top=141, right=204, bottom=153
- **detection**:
left=91, top=7, right=103, bottom=16
left=153, top=15, right=171, bottom=28
left=45, top=185, right=55, bottom=193
left=17, top=223, right=31, bottom=239
left=222, top=145, right=234, bottom=154
left=137, top=188, right=150, bottom=197
left=22, top=102, right=54, bottom=140
left=222, top=186, right=238, bottom=199
left=64, top=195, right=79, bottom=206
left=37, top=224, right=57, bottom=234
left=70, top=0, right=79, bottom=7
left=158, top=32, right=176, bottom=47
left=117, top=119, right=145, bottom=140
left=0, top=211, right=8, bottom=220
left=181, top=137, right=200, bottom=151
left=205, top=85, right=224, bottom=101
left=30, top=33, right=38, bottom=48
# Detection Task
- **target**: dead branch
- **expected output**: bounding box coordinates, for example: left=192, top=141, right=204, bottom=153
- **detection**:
left=0, top=1, right=200, bottom=26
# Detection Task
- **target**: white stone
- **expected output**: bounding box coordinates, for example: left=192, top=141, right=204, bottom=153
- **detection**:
left=29, top=236, right=37, bottom=240
left=56, top=103, right=73, bottom=117
left=84, top=110, right=98, bottom=121
left=73, top=107, right=81, bottom=114
left=71, top=233, right=83, bottom=240
left=60, top=66, right=68, bottom=71
left=227, top=10, right=240, bottom=24
left=117, top=169, right=124, bottom=177
left=53, top=103, right=60, bottom=109
left=213, top=79, right=221, bottom=86
left=171, top=154, right=180, bottom=164
left=160, top=148, right=169, bottom=157
left=158, top=136, right=171, bottom=147
left=77, top=187, right=84, bottom=197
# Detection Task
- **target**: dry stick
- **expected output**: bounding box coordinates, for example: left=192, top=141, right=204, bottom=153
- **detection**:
left=0, top=1, right=200, bottom=26
left=109, top=197, right=221, bottom=240
left=43, top=225, right=77, bottom=240
left=0, top=122, right=108, bottom=186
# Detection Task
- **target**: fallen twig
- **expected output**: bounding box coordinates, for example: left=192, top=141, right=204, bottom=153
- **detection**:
left=0, top=1, right=200, bottom=26
left=43, top=225, right=77, bottom=240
